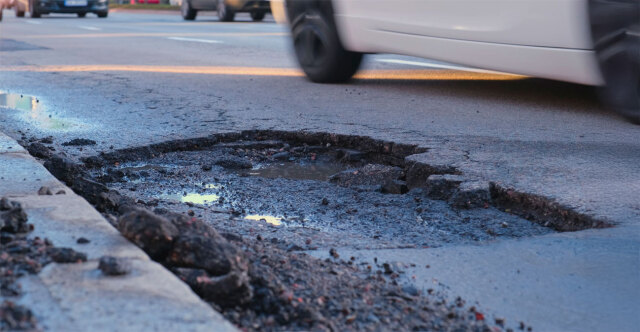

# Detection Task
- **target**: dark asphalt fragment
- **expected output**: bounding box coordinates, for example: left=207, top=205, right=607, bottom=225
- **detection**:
left=173, top=267, right=253, bottom=308
left=0, top=301, right=37, bottom=331
left=62, top=138, right=97, bottom=146
left=26, top=142, right=53, bottom=159
left=47, top=247, right=87, bottom=263
left=76, top=237, right=90, bottom=244
left=118, top=209, right=178, bottom=260
left=98, top=256, right=131, bottom=276
left=214, top=156, right=253, bottom=170
left=0, top=199, right=30, bottom=234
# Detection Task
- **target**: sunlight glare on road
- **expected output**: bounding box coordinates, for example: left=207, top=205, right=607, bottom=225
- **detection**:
left=0, top=65, right=524, bottom=81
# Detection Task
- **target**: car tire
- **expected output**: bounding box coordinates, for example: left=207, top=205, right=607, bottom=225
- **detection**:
left=97, top=11, right=107, bottom=18
left=181, top=0, right=196, bottom=21
left=290, top=5, right=363, bottom=83
left=250, top=10, right=266, bottom=22
left=217, top=0, right=234, bottom=22
left=29, top=0, right=41, bottom=18
left=77, top=12, right=86, bottom=18
left=0, top=10, right=3, bottom=22
left=591, top=0, right=640, bottom=124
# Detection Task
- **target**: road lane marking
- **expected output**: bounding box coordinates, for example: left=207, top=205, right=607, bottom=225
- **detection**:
left=25, top=21, right=43, bottom=25
left=377, top=59, right=518, bottom=76
left=78, top=26, right=101, bottom=31
left=20, top=32, right=286, bottom=39
left=166, top=37, right=222, bottom=44
left=0, top=65, right=524, bottom=81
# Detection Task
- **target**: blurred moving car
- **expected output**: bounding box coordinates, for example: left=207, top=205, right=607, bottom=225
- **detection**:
left=181, top=0, right=270, bottom=22
left=14, top=0, right=108, bottom=18
left=274, top=0, right=640, bottom=122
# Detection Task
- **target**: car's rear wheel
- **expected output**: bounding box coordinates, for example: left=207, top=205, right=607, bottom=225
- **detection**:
left=97, top=11, right=107, bottom=18
left=217, top=0, right=235, bottom=22
left=30, top=0, right=41, bottom=18
left=250, top=10, right=266, bottom=22
left=77, top=12, right=86, bottom=18
left=289, top=2, right=363, bottom=83
left=591, top=0, right=640, bottom=123
left=181, top=0, right=196, bottom=21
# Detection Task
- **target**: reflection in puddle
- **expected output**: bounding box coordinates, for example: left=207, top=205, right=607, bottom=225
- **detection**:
left=245, top=162, right=347, bottom=181
left=181, top=193, right=220, bottom=205
left=161, top=191, right=220, bottom=205
left=0, top=91, right=85, bottom=131
left=244, top=214, right=282, bottom=226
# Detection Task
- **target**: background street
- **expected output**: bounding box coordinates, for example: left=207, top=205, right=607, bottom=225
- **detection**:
left=1, top=10, right=639, bottom=331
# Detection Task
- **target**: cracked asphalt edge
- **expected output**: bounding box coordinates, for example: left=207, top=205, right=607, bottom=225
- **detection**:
left=0, top=131, right=238, bottom=332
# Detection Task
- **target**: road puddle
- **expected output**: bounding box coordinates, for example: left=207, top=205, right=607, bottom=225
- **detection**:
left=244, top=161, right=347, bottom=181
left=0, top=91, right=85, bottom=131
left=244, top=214, right=282, bottom=226
left=162, top=191, right=221, bottom=205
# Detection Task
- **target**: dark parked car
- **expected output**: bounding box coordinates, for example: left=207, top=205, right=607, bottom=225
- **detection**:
left=181, top=0, right=270, bottom=22
left=14, top=0, right=108, bottom=18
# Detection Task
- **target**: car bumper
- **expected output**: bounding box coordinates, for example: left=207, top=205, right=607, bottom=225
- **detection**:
left=34, top=0, right=107, bottom=13
left=228, top=0, right=270, bottom=11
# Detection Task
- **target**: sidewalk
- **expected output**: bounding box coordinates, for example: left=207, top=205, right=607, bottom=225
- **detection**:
left=0, top=131, right=236, bottom=331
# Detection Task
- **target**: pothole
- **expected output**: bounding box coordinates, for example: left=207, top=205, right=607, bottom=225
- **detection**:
left=70, top=130, right=609, bottom=251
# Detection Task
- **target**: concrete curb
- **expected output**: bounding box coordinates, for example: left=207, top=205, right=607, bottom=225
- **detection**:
left=0, top=132, right=237, bottom=332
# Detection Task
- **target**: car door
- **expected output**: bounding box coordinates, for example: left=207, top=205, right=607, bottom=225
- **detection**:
left=335, top=0, right=592, bottom=49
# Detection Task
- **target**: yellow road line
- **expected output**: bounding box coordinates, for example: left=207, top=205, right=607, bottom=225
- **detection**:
left=0, top=65, right=524, bottom=80
left=19, top=32, right=287, bottom=39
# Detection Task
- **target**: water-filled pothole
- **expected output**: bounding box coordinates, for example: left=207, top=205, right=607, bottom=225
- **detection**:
left=0, top=91, right=85, bottom=131
left=85, top=136, right=559, bottom=250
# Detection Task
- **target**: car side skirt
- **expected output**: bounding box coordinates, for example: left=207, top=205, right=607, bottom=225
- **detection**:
left=337, top=16, right=604, bottom=86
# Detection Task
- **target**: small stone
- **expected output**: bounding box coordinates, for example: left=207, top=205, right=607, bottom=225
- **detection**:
left=37, top=186, right=53, bottom=195
left=47, top=247, right=87, bottom=263
left=383, top=263, right=393, bottom=274
left=201, top=164, right=212, bottom=171
left=495, top=317, right=505, bottom=326
left=55, top=190, right=66, bottom=195
left=321, top=198, right=329, bottom=205
left=501, top=222, right=509, bottom=228
left=98, top=256, right=131, bottom=276
left=187, top=210, right=195, bottom=216
left=76, top=237, right=90, bottom=244
left=329, top=248, right=339, bottom=259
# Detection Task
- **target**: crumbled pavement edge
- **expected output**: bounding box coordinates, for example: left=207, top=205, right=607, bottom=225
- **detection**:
left=0, top=131, right=237, bottom=331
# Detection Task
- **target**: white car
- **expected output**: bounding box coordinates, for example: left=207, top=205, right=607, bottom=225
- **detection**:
left=273, top=0, right=640, bottom=122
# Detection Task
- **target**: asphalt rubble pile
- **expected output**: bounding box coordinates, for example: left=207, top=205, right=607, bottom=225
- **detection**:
left=108, top=206, right=497, bottom=331
left=0, top=196, right=87, bottom=331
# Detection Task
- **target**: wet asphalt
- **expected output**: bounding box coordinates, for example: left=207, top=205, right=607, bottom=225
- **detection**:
left=0, top=10, right=639, bottom=332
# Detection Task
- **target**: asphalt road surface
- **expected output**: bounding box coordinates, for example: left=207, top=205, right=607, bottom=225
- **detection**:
left=1, top=10, right=639, bottom=332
